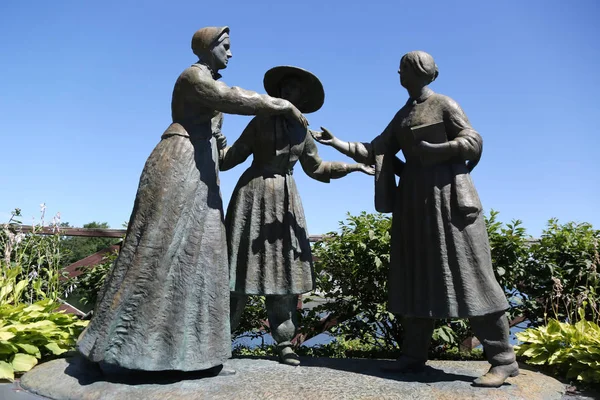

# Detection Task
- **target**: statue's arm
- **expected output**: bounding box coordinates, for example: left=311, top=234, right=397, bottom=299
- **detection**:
left=443, top=98, right=482, bottom=170
left=187, top=68, right=291, bottom=116
left=300, top=134, right=372, bottom=182
left=415, top=97, right=482, bottom=171
left=392, top=156, right=406, bottom=177
left=311, top=117, right=400, bottom=165
left=219, top=117, right=257, bottom=171
left=212, top=112, right=227, bottom=150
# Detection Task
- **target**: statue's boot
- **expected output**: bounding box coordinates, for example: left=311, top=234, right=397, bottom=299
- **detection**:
left=473, top=362, right=519, bottom=387
left=470, top=311, right=519, bottom=387
left=203, top=364, right=236, bottom=377
left=382, top=316, right=434, bottom=373
left=276, top=343, right=300, bottom=366
left=267, top=295, right=301, bottom=366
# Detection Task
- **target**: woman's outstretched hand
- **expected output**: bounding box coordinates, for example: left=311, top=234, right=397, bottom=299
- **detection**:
left=358, top=163, right=375, bottom=176
left=353, top=163, right=375, bottom=176
left=310, top=126, right=336, bottom=145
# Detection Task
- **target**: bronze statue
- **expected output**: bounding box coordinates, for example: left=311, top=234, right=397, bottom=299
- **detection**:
left=77, top=27, right=308, bottom=376
left=221, top=66, right=373, bottom=366
left=312, top=51, right=518, bottom=387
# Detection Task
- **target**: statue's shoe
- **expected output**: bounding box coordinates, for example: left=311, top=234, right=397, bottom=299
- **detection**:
left=206, top=364, right=236, bottom=377
left=472, top=361, right=519, bottom=387
left=277, top=346, right=301, bottom=366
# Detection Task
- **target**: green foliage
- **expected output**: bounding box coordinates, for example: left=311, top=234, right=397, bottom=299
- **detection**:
left=232, top=296, right=268, bottom=342
left=485, top=210, right=530, bottom=321
left=60, top=222, right=120, bottom=266
left=0, top=207, right=89, bottom=381
left=232, top=343, right=273, bottom=358
left=523, top=220, right=600, bottom=326
left=516, top=306, right=600, bottom=384
left=303, top=212, right=400, bottom=350
left=0, top=299, right=88, bottom=381
left=1, top=208, right=67, bottom=305
left=486, top=212, right=600, bottom=328
left=233, top=337, right=484, bottom=360
left=65, top=250, right=117, bottom=307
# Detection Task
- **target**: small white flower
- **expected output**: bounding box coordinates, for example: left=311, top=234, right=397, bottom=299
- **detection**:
left=14, top=233, right=25, bottom=245
left=64, top=284, right=76, bottom=297
left=40, top=203, right=47, bottom=213
left=51, top=212, right=62, bottom=233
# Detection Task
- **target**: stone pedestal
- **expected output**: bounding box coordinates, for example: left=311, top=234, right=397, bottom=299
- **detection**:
left=19, top=355, right=565, bottom=399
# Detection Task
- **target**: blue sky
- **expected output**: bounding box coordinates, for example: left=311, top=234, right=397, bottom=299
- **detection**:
left=1, top=0, right=598, bottom=237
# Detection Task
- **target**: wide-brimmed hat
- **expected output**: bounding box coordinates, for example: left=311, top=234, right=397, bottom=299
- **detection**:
left=263, top=66, right=324, bottom=114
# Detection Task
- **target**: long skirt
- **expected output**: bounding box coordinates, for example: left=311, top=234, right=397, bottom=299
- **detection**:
left=77, top=132, right=231, bottom=371
left=226, top=166, right=314, bottom=295
left=388, top=162, right=508, bottom=318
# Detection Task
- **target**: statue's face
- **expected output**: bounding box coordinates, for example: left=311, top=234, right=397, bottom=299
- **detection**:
left=398, top=59, right=416, bottom=89
left=211, top=34, right=232, bottom=70
left=280, top=77, right=305, bottom=108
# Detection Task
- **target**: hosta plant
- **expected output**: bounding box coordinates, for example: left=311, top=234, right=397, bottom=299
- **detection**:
left=516, top=307, right=600, bottom=384
left=0, top=299, right=88, bottom=381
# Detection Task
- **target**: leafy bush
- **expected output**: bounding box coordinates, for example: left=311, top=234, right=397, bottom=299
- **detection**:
left=302, top=212, right=400, bottom=351
left=233, top=337, right=484, bottom=361
left=513, top=222, right=600, bottom=386
left=1, top=208, right=68, bottom=304
left=65, top=249, right=118, bottom=307
left=486, top=212, right=600, bottom=330
left=60, top=222, right=120, bottom=266
left=0, top=299, right=88, bottom=380
left=516, top=306, right=600, bottom=384
left=522, top=220, right=600, bottom=326
left=0, top=207, right=89, bottom=380
left=485, top=210, right=530, bottom=322
left=231, top=295, right=269, bottom=343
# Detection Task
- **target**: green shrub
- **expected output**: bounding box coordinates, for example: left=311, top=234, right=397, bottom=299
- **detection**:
left=0, top=299, right=88, bottom=381
left=233, top=337, right=484, bottom=360
left=522, top=220, right=600, bottom=326
left=65, top=249, right=118, bottom=308
left=302, top=212, right=400, bottom=350
left=1, top=208, right=68, bottom=304
left=485, top=210, right=530, bottom=323
left=231, top=295, right=268, bottom=342
left=516, top=306, right=600, bottom=384
left=486, top=212, right=600, bottom=329
left=0, top=207, right=89, bottom=381
left=60, top=222, right=120, bottom=266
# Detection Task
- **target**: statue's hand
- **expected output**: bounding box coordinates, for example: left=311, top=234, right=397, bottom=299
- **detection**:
left=412, top=140, right=453, bottom=165
left=416, top=140, right=448, bottom=154
left=287, top=104, right=308, bottom=128
left=311, top=126, right=336, bottom=145
left=393, top=156, right=405, bottom=177
left=357, top=163, right=375, bottom=176
left=213, top=131, right=227, bottom=150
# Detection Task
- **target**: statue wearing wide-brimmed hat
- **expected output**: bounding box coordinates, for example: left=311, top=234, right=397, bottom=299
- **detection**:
left=220, top=65, right=373, bottom=366
left=77, top=27, right=309, bottom=376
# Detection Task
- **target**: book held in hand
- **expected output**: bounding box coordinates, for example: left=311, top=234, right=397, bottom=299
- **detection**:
left=410, top=121, right=447, bottom=144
